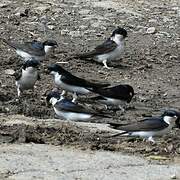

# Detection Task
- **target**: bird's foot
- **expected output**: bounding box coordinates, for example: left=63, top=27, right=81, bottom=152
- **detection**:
left=72, top=98, right=78, bottom=104
left=147, top=136, right=156, bottom=145
left=103, top=66, right=112, bottom=69
left=102, top=60, right=112, bottom=69
left=61, top=90, right=67, bottom=96
left=118, top=105, right=125, bottom=113
left=72, top=93, right=78, bottom=103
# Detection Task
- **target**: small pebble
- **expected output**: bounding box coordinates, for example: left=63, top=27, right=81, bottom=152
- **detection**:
left=48, top=25, right=55, bottom=30
left=4, top=69, right=15, bottom=75
left=14, top=7, right=29, bottom=17
left=146, top=27, right=156, bottom=34
left=35, top=5, right=50, bottom=12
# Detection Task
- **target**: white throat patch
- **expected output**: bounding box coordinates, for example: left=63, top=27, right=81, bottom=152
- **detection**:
left=50, top=71, right=59, bottom=76
left=23, top=67, right=36, bottom=73
left=44, top=45, right=53, bottom=54
left=111, top=34, right=124, bottom=45
left=163, top=115, right=177, bottom=125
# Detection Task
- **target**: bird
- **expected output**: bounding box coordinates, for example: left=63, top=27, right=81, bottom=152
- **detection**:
left=90, top=84, right=134, bottom=111
left=2, top=38, right=58, bottom=61
left=14, top=58, right=40, bottom=97
left=47, top=64, right=110, bottom=101
left=46, top=91, right=111, bottom=121
left=108, top=110, right=178, bottom=143
left=75, top=27, right=127, bottom=69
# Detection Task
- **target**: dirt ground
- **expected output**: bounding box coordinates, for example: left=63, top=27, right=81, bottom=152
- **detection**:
left=0, top=143, right=180, bottom=180
left=0, top=0, right=180, bottom=158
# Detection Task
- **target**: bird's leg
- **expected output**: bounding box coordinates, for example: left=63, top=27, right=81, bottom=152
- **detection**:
left=102, top=60, right=111, bottom=69
left=72, top=92, right=78, bottom=103
left=104, top=105, right=108, bottom=110
left=61, top=90, right=67, bottom=97
left=17, top=86, right=21, bottom=97
left=118, top=105, right=125, bottom=112
left=147, top=136, right=156, bottom=144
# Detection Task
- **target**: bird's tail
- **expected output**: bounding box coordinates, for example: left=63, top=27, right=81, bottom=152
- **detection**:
left=109, top=122, right=125, bottom=129
left=1, top=38, right=16, bottom=49
left=104, top=131, right=128, bottom=138
left=73, top=50, right=97, bottom=59
left=89, top=96, right=105, bottom=101
left=64, top=53, right=92, bottom=61
left=95, top=113, right=112, bottom=119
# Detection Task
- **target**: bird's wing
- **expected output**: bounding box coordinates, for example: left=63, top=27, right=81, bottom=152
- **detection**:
left=61, top=74, right=110, bottom=89
left=76, top=39, right=117, bottom=58
left=2, top=39, right=45, bottom=56
left=54, top=100, right=111, bottom=118
left=109, top=117, right=169, bottom=132
left=54, top=100, right=93, bottom=114
left=19, top=41, right=45, bottom=56
left=93, top=85, right=134, bottom=102
left=2, top=39, right=19, bottom=49
left=95, top=39, right=118, bottom=54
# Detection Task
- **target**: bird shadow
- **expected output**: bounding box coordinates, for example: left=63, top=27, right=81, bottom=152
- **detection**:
left=110, top=61, right=132, bottom=70
left=71, top=58, right=132, bottom=70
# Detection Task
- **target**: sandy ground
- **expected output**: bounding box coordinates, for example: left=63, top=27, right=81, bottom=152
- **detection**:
left=0, top=143, right=179, bottom=180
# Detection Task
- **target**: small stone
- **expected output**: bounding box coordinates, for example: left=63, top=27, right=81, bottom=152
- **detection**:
left=79, top=9, right=90, bottom=15
left=91, top=22, right=100, bottom=28
left=69, top=31, right=81, bottom=37
left=146, top=27, right=156, bottom=34
left=40, top=15, right=48, bottom=24
left=0, top=2, right=9, bottom=8
left=35, top=5, right=50, bottom=12
left=5, top=107, right=10, bottom=112
left=136, top=25, right=145, bottom=30
left=148, top=19, right=157, bottom=23
left=79, top=25, right=87, bottom=30
left=48, top=25, right=55, bottom=30
left=177, top=10, right=180, bottom=17
left=60, top=30, right=69, bottom=35
left=14, top=7, right=29, bottom=17
left=4, top=69, right=15, bottom=75
left=163, top=17, right=170, bottom=22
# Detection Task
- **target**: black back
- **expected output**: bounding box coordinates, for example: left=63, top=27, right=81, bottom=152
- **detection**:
left=93, top=84, right=134, bottom=103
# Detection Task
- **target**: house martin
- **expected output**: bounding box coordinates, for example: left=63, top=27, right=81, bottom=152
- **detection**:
left=46, top=91, right=111, bottom=121
left=108, top=110, right=178, bottom=143
left=48, top=64, right=110, bottom=101
left=91, top=84, right=134, bottom=111
left=14, top=58, right=40, bottom=96
left=2, top=38, right=58, bottom=61
left=75, top=27, right=127, bottom=69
